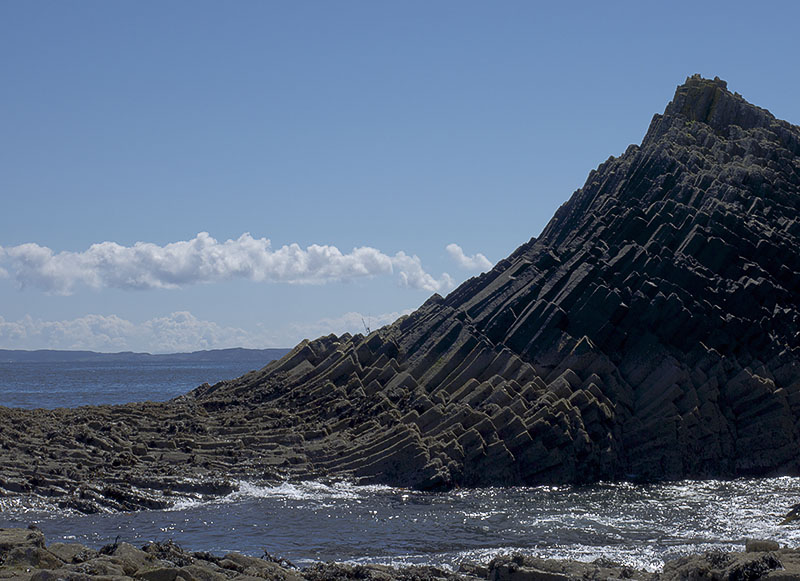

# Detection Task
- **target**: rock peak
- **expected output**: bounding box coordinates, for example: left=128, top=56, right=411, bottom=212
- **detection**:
left=662, top=74, right=775, bottom=132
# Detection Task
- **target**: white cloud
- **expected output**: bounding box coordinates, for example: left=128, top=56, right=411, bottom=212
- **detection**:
left=0, top=313, right=138, bottom=352
left=0, top=310, right=413, bottom=353
left=446, top=243, right=493, bottom=271
left=139, top=312, right=259, bottom=353
left=0, top=233, right=454, bottom=294
left=393, top=251, right=454, bottom=292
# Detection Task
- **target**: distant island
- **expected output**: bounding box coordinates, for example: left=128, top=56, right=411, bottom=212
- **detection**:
left=0, top=347, right=292, bottom=364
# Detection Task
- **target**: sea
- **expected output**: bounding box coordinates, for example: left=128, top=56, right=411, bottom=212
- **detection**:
left=1, top=355, right=799, bottom=572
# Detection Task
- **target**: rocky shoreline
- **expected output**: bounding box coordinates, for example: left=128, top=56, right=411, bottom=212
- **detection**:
left=0, top=396, right=349, bottom=513
left=1, top=527, right=799, bottom=581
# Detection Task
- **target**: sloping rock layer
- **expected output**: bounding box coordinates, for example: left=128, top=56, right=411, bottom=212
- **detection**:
left=1, top=75, right=799, bottom=509
left=191, top=75, right=800, bottom=488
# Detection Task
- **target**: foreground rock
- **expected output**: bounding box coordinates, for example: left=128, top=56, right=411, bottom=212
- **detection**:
left=3, top=528, right=800, bottom=581
left=1, top=75, right=800, bottom=510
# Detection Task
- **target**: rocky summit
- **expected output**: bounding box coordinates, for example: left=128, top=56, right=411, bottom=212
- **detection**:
left=1, top=75, right=799, bottom=510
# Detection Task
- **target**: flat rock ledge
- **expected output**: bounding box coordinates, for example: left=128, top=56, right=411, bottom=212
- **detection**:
left=2, top=528, right=800, bottom=581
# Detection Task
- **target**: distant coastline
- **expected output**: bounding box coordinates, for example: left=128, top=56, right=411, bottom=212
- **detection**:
left=0, top=347, right=292, bottom=363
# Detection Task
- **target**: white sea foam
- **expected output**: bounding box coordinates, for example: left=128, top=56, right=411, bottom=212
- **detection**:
left=165, top=496, right=205, bottom=511
left=163, top=478, right=403, bottom=510
left=0, top=495, right=80, bottom=517
left=229, top=479, right=398, bottom=502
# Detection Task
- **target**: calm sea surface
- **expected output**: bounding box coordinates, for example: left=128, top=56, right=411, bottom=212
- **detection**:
left=0, top=359, right=268, bottom=409
left=1, top=358, right=799, bottom=571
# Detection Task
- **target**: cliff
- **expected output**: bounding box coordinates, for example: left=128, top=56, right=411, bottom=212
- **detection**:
left=1, top=75, right=798, bottom=512
left=192, top=75, right=800, bottom=488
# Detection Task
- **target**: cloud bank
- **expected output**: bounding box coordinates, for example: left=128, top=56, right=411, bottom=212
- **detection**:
left=0, top=312, right=248, bottom=353
left=446, top=243, right=493, bottom=271
left=0, top=233, right=455, bottom=294
left=0, top=310, right=412, bottom=353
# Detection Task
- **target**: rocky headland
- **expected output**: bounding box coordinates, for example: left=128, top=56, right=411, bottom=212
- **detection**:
left=1, top=75, right=799, bottom=513
left=3, top=527, right=800, bottom=581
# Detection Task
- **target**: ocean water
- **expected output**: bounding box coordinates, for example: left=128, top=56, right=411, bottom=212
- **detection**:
left=1, top=359, right=799, bottom=571
left=0, top=359, right=268, bottom=409
left=2, top=478, right=800, bottom=572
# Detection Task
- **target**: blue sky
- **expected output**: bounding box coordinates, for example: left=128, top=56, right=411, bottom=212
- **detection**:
left=1, top=1, right=799, bottom=352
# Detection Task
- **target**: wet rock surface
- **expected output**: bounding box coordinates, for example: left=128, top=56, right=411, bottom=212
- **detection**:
left=4, top=528, right=800, bottom=581
left=1, top=75, right=799, bottom=509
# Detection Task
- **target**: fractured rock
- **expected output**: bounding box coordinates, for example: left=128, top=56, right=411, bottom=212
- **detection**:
left=1, top=75, right=799, bottom=500
left=190, top=75, right=800, bottom=488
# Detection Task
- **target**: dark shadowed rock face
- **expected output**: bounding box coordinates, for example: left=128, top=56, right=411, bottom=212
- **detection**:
left=194, top=75, right=800, bottom=489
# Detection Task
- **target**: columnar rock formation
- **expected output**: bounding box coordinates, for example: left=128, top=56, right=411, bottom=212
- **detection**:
left=1, top=75, right=798, bottom=510
left=192, top=75, right=800, bottom=488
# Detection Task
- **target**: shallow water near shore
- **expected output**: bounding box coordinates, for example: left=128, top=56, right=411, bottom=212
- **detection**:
left=3, top=477, right=800, bottom=572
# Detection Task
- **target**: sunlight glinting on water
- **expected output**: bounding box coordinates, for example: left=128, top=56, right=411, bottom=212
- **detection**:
left=3, top=477, right=800, bottom=572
